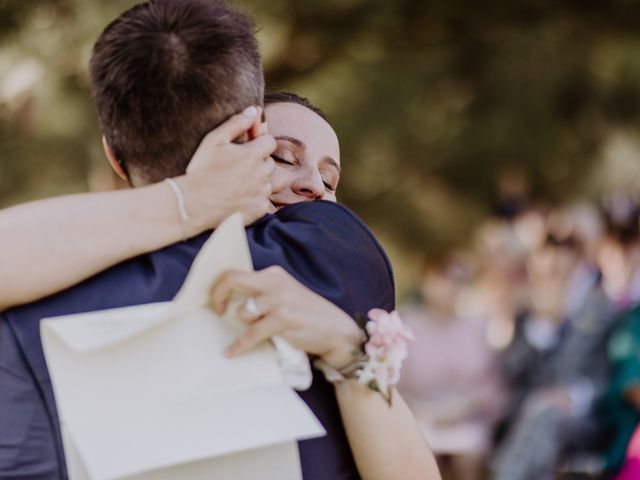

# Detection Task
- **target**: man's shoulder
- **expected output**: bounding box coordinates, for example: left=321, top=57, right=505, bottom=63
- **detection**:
left=274, top=199, right=364, bottom=222
left=6, top=240, right=203, bottom=321
left=3, top=241, right=204, bottom=383
left=264, top=201, right=390, bottom=265
left=247, top=201, right=396, bottom=314
left=276, top=200, right=383, bottom=241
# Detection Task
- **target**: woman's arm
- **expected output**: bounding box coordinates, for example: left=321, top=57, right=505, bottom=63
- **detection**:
left=211, top=267, right=441, bottom=480
left=0, top=108, right=275, bottom=311
left=334, top=382, right=440, bottom=480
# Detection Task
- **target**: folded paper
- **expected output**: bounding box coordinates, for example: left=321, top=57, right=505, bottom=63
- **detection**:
left=41, top=214, right=325, bottom=480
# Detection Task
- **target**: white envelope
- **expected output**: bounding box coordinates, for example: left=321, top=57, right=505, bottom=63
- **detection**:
left=41, top=214, right=325, bottom=480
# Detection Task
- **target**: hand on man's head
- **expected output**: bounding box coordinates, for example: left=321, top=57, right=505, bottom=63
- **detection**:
left=176, top=106, right=277, bottom=232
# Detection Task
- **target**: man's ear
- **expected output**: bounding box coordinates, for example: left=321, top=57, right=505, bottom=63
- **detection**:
left=102, top=136, right=128, bottom=181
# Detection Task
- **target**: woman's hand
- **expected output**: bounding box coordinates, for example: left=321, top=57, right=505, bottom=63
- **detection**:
left=176, top=106, right=277, bottom=234
left=210, top=266, right=363, bottom=369
left=211, top=266, right=441, bottom=480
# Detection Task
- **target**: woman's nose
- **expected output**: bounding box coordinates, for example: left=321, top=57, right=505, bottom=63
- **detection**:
left=292, top=170, right=325, bottom=200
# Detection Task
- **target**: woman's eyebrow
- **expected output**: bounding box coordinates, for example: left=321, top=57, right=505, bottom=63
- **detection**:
left=274, top=135, right=304, bottom=148
left=322, top=157, right=341, bottom=174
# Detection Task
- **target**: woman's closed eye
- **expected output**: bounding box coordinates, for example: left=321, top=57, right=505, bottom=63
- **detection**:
left=321, top=168, right=339, bottom=192
left=323, top=180, right=336, bottom=192
left=272, top=154, right=295, bottom=166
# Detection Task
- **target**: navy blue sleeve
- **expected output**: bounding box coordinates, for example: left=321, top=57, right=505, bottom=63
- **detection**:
left=0, top=200, right=393, bottom=480
left=247, top=200, right=395, bottom=318
left=246, top=201, right=396, bottom=480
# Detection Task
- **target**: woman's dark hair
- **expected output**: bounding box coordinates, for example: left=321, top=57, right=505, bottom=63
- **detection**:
left=264, top=91, right=328, bottom=122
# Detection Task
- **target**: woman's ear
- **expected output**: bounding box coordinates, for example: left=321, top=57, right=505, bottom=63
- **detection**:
left=102, top=136, right=128, bottom=181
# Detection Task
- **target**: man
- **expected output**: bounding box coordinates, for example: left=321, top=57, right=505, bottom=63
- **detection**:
left=0, top=1, right=395, bottom=479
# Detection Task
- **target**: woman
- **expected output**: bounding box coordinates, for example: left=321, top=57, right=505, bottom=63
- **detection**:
left=220, top=93, right=438, bottom=480
left=397, top=255, right=504, bottom=480
left=0, top=93, right=440, bottom=479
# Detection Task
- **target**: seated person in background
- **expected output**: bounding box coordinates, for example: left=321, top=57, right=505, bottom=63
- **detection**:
left=493, top=228, right=615, bottom=480
left=597, top=190, right=640, bottom=310
left=398, top=253, right=504, bottom=480
left=613, top=425, right=640, bottom=480
left=601, top=304, right=640, bottom=474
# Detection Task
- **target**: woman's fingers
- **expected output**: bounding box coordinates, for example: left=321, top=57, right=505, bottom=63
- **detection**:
left=241, top=133, right=277, bottom=163
left=236, top=295, right=276, bottom=324
left=212, top=267, right=362, bottom=366
left=189, top=125, right=274, bottom=178
left=209, top=105, right=261, bottom=145
left=257, top=121, right=269, bottom=136
left=186, top=107, right=261, bottom=174
left=211, top=269, right=275, bottom=314
left=213, top=267, right=318, bottom=358
left=225, top=316, right=281, bottom=358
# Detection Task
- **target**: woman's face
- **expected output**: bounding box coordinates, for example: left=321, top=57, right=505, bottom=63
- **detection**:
left=265, top=102, right=340, bottom=208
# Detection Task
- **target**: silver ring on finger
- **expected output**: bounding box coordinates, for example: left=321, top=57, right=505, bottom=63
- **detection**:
left=244, top=297, right=261, bottom=317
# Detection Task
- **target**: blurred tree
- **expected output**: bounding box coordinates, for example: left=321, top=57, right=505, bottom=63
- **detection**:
left=3, top=0, right=640, bottom=256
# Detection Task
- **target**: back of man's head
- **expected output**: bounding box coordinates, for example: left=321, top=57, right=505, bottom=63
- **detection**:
left=90, top=0, right=263, bottom=184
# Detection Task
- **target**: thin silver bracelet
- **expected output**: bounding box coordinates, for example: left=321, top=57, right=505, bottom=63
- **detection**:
left=314, top=356, right=364, bottom=384
left=314, top=334, right=367, bottom=384
left=163, top=178, right=190, bottom=241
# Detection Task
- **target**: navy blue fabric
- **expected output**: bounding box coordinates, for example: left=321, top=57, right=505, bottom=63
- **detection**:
left=0, top=201, right=394, bottom=480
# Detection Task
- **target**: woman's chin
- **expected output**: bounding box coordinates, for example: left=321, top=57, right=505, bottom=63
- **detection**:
left=270, top=201, right=290, bottom=211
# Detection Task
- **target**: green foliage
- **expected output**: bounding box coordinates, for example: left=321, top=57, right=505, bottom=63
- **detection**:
left=3, top=0, right=640, bottom=254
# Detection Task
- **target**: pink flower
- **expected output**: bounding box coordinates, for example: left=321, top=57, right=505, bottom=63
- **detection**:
left=356, top=309, right=414, bottom=402
left=366, top=309, right=414, bottom=350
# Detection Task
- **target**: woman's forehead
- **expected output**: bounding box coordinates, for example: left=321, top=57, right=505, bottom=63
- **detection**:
left=265, top=102, right=340, bottom=162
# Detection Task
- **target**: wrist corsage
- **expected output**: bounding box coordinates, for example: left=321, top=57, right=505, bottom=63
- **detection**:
left=315, top=308, right=414, bottom=405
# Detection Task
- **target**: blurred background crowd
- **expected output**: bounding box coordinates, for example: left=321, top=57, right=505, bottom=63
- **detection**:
left=5, top=0, right=640, bottom=479
left=398, top=187, right=640, bottom=479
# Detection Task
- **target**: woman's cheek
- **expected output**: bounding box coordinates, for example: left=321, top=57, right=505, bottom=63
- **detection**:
left=268, top=166, right=291, bottom=195
left=323, top=191, right=338, bottom=202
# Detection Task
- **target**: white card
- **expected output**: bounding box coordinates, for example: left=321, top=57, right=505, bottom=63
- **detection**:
left=41, top=214, right=325, bottom=480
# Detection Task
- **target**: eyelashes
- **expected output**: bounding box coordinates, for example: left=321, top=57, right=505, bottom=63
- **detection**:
left=272, top=153, right=338, bottom=192
left=271, top=154, right=294, bottom=166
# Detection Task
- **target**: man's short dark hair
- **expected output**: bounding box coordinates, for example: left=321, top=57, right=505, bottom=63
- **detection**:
left=90, top=0, right=263, bottom=184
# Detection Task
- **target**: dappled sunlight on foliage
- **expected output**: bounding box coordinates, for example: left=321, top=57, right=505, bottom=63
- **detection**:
left=4, top=0, right=640, bottom=280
